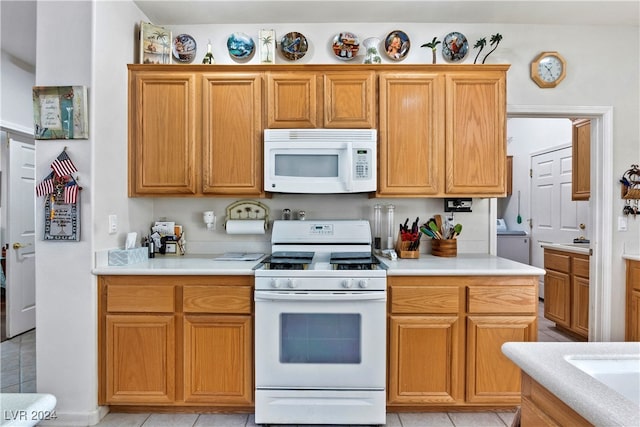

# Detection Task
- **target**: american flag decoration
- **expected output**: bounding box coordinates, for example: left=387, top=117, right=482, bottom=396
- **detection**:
left=64, top=179, right=79, bottom=204
left=51, top=149, right=78, bottom=178
left=36, top=171, right=55, bottom=197
left=35, top=148, right=82, bottom=201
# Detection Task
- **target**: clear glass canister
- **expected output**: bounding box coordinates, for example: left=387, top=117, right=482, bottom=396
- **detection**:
left=386, top=204, right=395, bottom=249
left=373, top=204, right=382, bottom=251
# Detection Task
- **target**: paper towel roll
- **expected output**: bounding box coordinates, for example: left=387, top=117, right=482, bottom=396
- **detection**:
left=225, top=220, right=266, bottom=234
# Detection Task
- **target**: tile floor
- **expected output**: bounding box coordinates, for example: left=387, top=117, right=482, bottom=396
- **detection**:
left=0, top=301, right=576, bottom=426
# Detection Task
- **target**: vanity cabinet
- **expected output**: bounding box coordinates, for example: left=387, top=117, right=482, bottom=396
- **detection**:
left=626, top=259, right=640, bottom=341
left=128, top=67, right=264, bottom=197
left=543, top=249, right=589, bottom=339
left=378, top=66, right=508, bottom=197
left=98, top=276, right=253, bottom=408
left=266, top=70, right=376, bottom=129
left=572, top=118, right=591, bottom=201
left=388, top=275, right=537, bottom=408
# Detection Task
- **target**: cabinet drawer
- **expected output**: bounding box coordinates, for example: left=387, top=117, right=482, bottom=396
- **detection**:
left=572, top=255, right=590, bottom=279
left=544, top=251, right=571, bottom=273
left=467, top=286, right=537, bottom=314
left=183, top=285, right=252, bottom=314
left=391, top=286, right=459, bottom=314
left=107, top=285, right=175, bottom=313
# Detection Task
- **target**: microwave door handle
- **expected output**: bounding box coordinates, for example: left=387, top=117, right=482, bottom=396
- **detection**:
left=344, top=141, right=353, bottom=192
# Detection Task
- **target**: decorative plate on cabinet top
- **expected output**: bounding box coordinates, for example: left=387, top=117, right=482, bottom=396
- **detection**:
left=442, top=31, right=469, bottom=62
left=332, top=32, right=360, bottom=61
left=280, top=32, right=308, bottom=61
left=172, top=34, right=197, bottom=63
left=384, top=30, right=410, bottom=61
left=227, top=32, right=255, bottom=59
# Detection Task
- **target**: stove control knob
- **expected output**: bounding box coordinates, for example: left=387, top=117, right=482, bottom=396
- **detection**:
left=271, top=279, right=281, bottom=288
left=358, top=279, right=369, bottom=288
left=342, top=279, right=353, bottom=288
left=287, top=279, right=297, bottom=288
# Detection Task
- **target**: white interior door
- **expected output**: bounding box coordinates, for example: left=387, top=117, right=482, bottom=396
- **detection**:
left=6, top=135, right=36, bottom=337
left=530, top=145, right=589, bottom=295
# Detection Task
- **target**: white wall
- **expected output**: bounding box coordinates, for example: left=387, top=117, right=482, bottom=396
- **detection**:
left=28, top=1, right=640, bottom=424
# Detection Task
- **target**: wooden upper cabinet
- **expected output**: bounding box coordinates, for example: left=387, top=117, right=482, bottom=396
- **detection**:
left=572, top=118, right=591, bottom=200
left=267, top=70, right=376, bottom=129
left=378, top=72, right=445, bottom=196
left=267, top=72, right=319, bottom=128
left=129, top=71, right=198, bottom=196
left=445, top=71, right=506, bottom=196
left=201, top=73, right=263, bottom=195
left=377, top=66, right=508, bottom=197
left=323, top=72, right=376, bottom=128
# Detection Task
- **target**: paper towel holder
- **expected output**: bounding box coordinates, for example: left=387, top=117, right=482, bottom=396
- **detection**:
left=223, top=200, right=270, bottom=231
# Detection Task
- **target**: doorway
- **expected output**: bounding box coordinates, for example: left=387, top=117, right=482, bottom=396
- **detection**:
left=0, top=129, right=37, bottom=341
left=507, top=105, right=614, bottom=342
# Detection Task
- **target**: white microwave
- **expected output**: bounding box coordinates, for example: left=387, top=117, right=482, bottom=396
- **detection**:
left=264, top=129, right=377, bottom=194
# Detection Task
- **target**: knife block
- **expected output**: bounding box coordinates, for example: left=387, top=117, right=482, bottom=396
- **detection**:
left=431, top=239, right=457, bottom=257
left=395, top=235, right=420, bottom=259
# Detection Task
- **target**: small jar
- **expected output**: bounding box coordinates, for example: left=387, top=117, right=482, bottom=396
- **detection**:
left=282, top=208, right=291, bottom=220
left=297, top=210, right=306, bottom=220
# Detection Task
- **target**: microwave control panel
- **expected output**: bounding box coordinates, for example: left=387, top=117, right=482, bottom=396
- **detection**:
left=354, top=148, right=372, bottom=180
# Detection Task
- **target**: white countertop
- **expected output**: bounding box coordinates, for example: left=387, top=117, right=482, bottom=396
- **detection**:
left=502, top=341, right=640, bottom=427
left=540, top=242, right=591, bottom=255
left=92, top=254, right=265, bottom=275
left=0, top=393, right=57, bottom=426
left=93, top=252, right=544, bottom=276
left=381, top=254, right=545, bottom=276
left=623, top=253, right=640, bottom=261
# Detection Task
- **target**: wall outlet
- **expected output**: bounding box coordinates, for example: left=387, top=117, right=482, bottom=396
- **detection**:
left=108, top=214, right=118, bottom=234
left=618, top=215, right=628, bottom=232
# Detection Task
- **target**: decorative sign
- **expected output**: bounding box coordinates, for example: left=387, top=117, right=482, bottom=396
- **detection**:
left=44, top=192, right=80, bottom=241
left=36, top=148, right=82, bottom=242
left=32, top=86, right=88, bottom=139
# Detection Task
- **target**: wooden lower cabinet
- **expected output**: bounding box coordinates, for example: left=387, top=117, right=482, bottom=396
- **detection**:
left=99, top=276, right=253, bottom=408
left=543, top=249, right=589, bottom=339
left=520, top=373, right=593, bottom=426
left=106, top=314, right=176, bottom=404
left=183, top=315, right=252, bottom=404
left=388, top=315, right=462, bottom=404
left=466, top=315, right=536, bottom=404
left=626, top=259, right=640, bottom=341
left=388, top=276, right=538, bottom=409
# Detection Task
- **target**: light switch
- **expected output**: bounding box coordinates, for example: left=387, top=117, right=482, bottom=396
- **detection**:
left=108, top=214, right=118, bottom=234
left=618, top=216, right=628, bottom=232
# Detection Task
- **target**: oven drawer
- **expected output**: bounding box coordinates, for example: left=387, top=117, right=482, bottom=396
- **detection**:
left=106, top=284, right=175, bottom=313
left=391, top=286, right=459, bottom=314
left=183, top=285, right=252, bottom=314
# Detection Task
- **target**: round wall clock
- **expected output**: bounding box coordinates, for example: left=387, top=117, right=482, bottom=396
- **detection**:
left=531, top=51, right=566, bottom=88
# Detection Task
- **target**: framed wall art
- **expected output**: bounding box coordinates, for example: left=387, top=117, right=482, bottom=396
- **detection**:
left=32, top=86, right=89, bottom=140
left=139, top=21, right=172, bottom=64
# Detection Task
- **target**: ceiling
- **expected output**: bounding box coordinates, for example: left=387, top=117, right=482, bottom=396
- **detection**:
left=2, top=1, right=638, bottom=68
left=135, top=1, right=640, bottom=26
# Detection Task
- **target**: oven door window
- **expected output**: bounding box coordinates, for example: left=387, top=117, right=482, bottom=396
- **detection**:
left=274, top=154, right=339, bottom=178
left=280, top=313, right=360, bottom=364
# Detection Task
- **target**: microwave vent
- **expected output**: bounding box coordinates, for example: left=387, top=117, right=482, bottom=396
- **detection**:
left=264, top=129, right=377, bottom=143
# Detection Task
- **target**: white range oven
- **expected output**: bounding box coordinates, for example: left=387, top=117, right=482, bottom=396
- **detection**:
left=254, top=220, right=387, bottom=426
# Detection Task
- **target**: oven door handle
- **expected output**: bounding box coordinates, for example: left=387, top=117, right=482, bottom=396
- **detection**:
left=254, top=290, right=386, bottom=302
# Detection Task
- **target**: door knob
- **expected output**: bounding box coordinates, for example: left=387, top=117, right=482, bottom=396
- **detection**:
left=13, top=242, right=31, bottom=250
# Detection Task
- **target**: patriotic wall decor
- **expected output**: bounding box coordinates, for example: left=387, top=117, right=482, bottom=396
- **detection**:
left=36, top=148, right=82, bottom=241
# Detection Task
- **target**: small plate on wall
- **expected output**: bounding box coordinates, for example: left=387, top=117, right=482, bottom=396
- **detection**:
left=172, top=34, right=197, bottom=63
